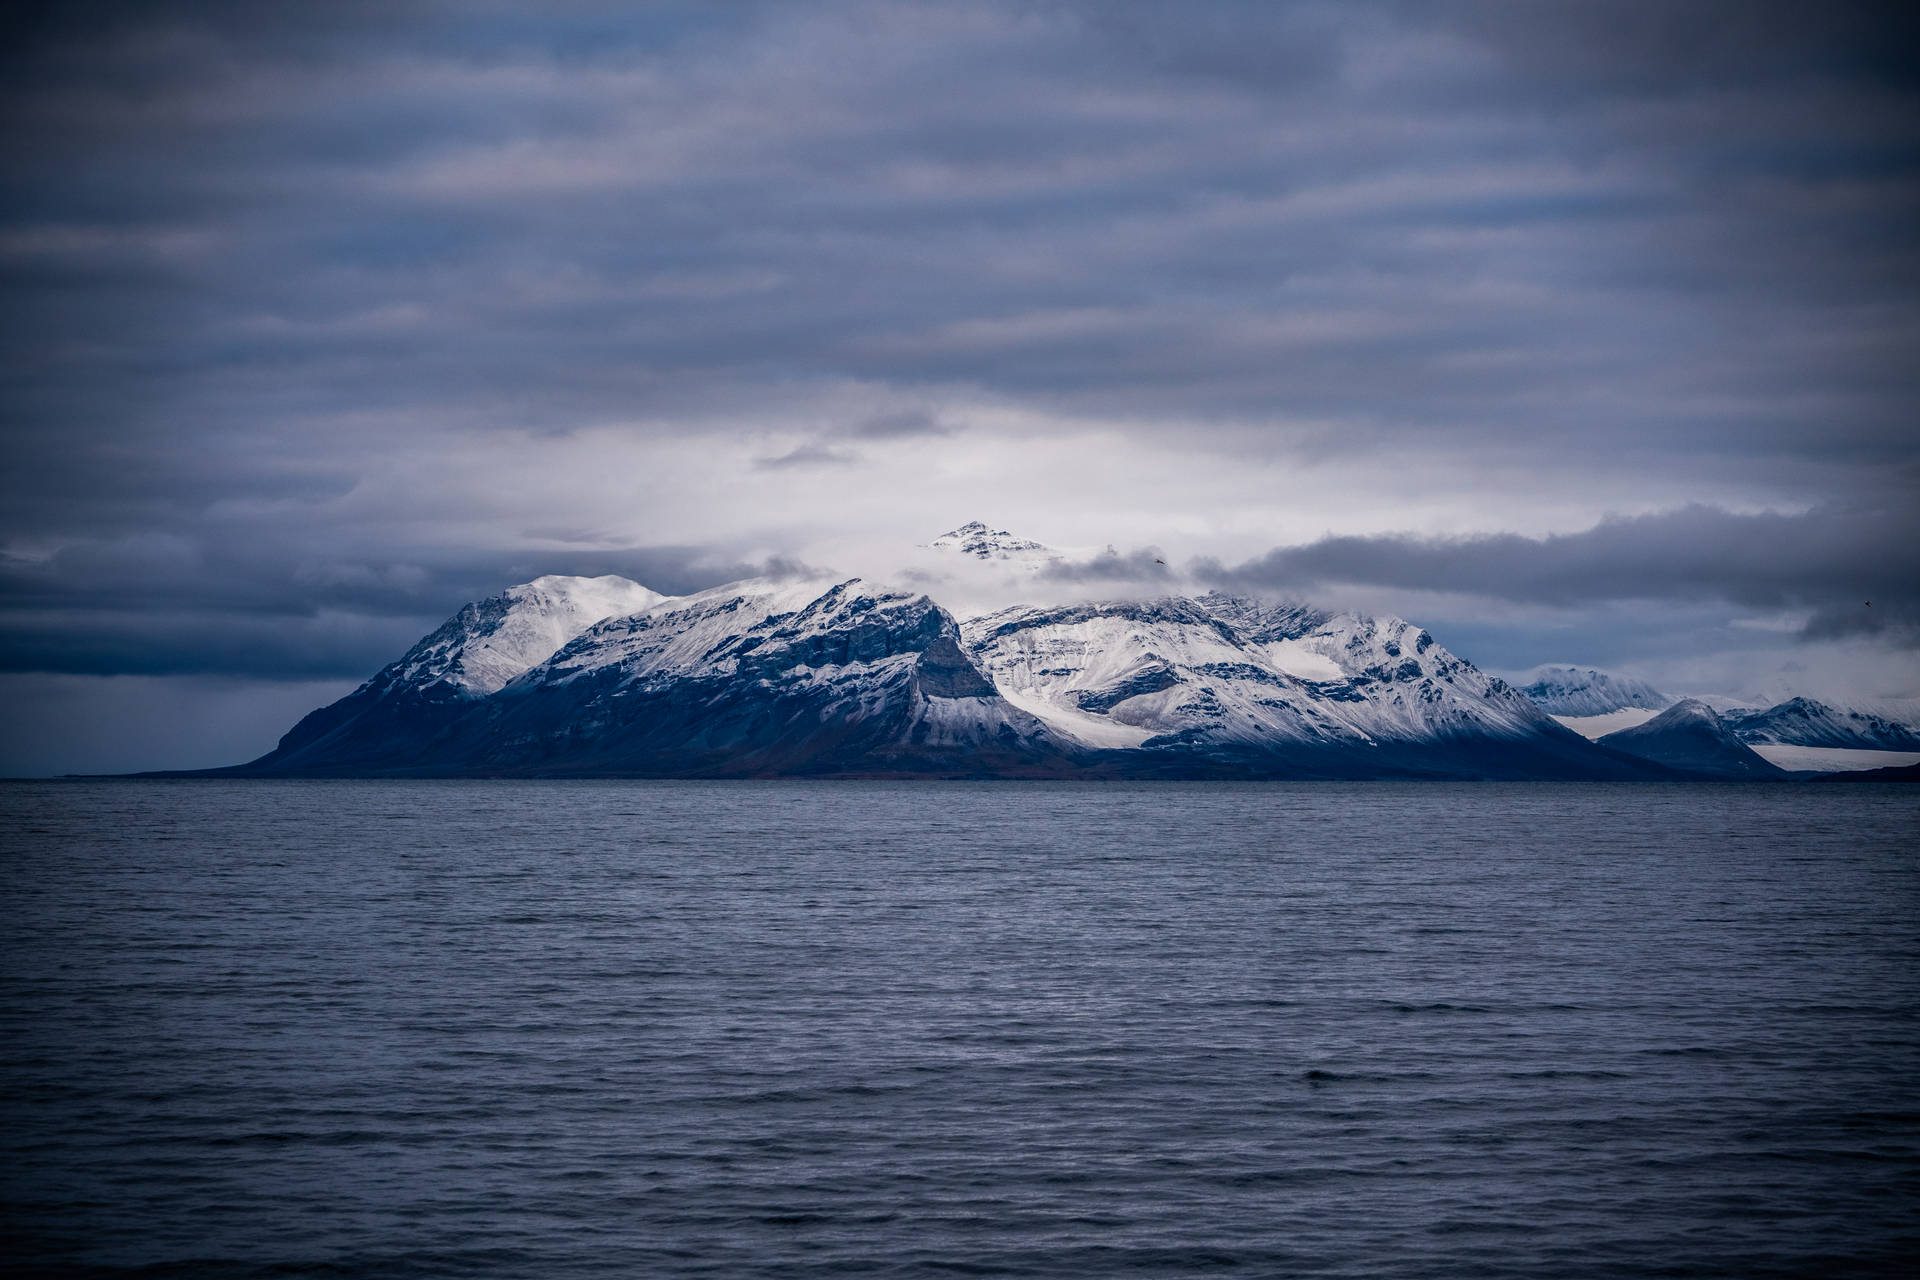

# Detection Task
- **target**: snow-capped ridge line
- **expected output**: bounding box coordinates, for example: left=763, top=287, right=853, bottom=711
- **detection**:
left=1723, top=696, right=1920, bottom=751
left=959, top=588, right=1568, bottom=755
left=219, top=525, right=1710, bottom=779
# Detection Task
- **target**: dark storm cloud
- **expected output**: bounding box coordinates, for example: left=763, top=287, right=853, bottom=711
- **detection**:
left=1041, top=547, right=1176, bottom=586
left=6, top=0, right=1914, bottom=442
left=845, top=409, right=952, bottom=440
left=1, top=0, right=1917, bottom=712
left=0, top=538, right=763, bottom=677
left=1201, top=503, right=1920, bottom=645
left=757, top=407, right=955, bottom=467
left=754, top=443, right=857, bottom=470
left=1430, top=0, right=1920, bottom=97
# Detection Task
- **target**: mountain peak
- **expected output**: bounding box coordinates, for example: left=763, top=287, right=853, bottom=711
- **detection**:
left=1657, top=697, right=1722, bottom=725
left=926, top=521, right=1061, bottom=564
left=1597, top=698, right=1784, bottom=778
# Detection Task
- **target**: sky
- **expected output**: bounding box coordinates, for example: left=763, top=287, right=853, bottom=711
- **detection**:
left=2, top=0, right=1917, bottom=774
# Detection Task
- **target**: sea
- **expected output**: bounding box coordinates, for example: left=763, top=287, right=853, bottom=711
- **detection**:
left=2, top=779, right=1917, bottom=1278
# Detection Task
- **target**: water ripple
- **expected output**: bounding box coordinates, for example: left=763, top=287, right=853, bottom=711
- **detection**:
left=2, top=778, right=1918, bottom=1278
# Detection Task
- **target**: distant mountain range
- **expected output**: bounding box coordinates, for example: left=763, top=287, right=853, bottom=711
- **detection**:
left=1513, top=666, right=1920, bottom=773
left=1518, top=666, right=1671, bottom=717
left=195, top=524, right=1918, bottom=782
left=1720, top=697, right=1920, bottom=751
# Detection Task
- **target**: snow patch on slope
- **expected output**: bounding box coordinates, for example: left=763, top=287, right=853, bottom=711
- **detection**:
left=994, top=684, right=1157, bottom=749
left=1265, top=638, right=1346, bottom=682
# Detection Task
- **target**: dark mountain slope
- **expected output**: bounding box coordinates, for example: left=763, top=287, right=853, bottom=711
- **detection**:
left=1598, top=700, right=1787, bottom=779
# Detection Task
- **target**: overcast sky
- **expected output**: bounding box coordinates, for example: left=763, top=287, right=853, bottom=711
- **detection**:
left=3, top=0, right=1917, bottom=773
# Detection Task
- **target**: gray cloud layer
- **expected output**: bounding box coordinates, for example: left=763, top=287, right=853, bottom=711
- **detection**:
left=0, top=538, right=766, bottom=677
left=1201, top=503, right=1920, bottom=645
left=7, top=2, right=1915, bottom=447
left=1, top=1, right=1917, bottom=766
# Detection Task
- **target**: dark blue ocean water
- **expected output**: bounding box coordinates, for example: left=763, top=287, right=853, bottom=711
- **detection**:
left=2, top=780, right=1917, bottom=1278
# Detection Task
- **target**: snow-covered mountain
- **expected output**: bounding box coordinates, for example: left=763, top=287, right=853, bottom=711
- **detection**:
left=251, top=571, right=1074, bottom=777
left=1722, top=697, right=1920, bottom=751
left=227, top=525, right=1707, bottom=779
left=463, top=576, right=1072, bottom=775
left=924, top=521, right=1065, bottom=572
left=261, top=574, right=666, bottom=770
left=1521, top=666, right=1920, bottom=760
left=1518, top=666, right=1671, bottom=716
left=1596, top=699, right=1785, bottom=779
left=962, top=592, right=1599, bottom=775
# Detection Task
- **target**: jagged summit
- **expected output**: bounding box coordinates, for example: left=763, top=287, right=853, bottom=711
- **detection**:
left=926, top=521, right=1062, bottom=565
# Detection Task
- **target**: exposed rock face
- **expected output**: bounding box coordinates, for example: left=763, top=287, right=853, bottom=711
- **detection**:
left=913, top=633, right=999, bottom=699
left=1597, top=700, right=1787, bottom=779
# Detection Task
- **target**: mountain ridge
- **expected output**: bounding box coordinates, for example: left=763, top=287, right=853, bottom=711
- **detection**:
left=176, top=524, right=1885, bottom=781
left=1723, top=696, right=1920, bottom=751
